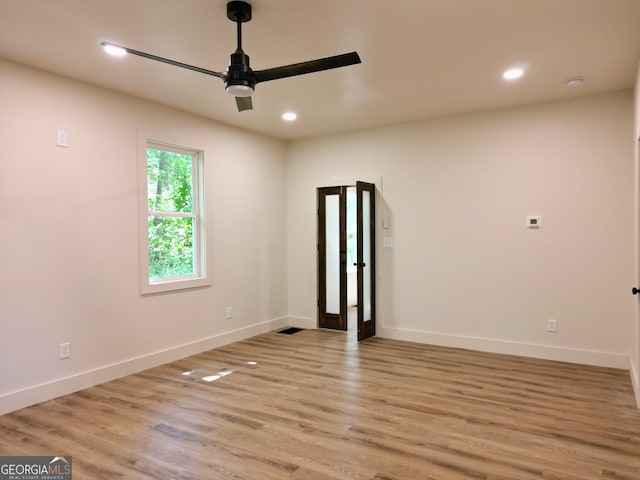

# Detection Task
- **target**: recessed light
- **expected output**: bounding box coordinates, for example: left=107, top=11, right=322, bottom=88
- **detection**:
left=503, top=68, right=525, bottom=80
left=102, top=42, right=127, bottom=57
left=282, top=112, right=297, bottom=121
left=566, top=77, right=584, bottom=88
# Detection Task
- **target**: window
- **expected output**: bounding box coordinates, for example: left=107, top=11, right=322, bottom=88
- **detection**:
left=138, top=136, right=209, bottom=294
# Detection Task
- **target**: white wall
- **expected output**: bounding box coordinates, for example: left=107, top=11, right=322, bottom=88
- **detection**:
left=0, top=59, right=288, bottom=414
left=287, top=91, right=634, bottom=368
left=1, top=57, right=636, bottom=415
left=632, top=63, right=640, bottom=406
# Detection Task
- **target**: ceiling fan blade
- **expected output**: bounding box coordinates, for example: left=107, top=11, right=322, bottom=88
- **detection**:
left=235, top=96, right=253, bottom=112
left=254, top=52, right=361, bottom=83
left=100, top=41, right=226, bottom=79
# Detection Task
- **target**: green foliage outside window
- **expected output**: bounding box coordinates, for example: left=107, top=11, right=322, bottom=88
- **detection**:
left=147, top=147, right=195, bottom=279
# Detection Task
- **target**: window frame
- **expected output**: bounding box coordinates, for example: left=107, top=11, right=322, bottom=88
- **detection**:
left=137, top=132, right=210, bottom=294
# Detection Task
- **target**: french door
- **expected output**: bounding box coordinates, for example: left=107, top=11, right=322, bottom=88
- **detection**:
left=317, top=186, right=347, bottom=331
left=356, top=181, right=376, bottom=341
left=318, top=182, right=376, bottom=341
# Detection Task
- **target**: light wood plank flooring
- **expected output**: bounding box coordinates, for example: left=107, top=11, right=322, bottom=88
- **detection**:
left=1, top=329, right=639, bottom=479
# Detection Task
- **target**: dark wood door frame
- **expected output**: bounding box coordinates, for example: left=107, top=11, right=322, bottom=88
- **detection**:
left=356, top=181, right=376, bottom=341
left=317, top=186, right=347, bottom=331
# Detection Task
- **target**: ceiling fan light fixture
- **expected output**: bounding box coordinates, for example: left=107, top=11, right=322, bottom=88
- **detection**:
left=226, top=84, right=254, bottom=97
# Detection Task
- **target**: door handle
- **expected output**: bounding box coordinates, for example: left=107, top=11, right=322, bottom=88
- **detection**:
left=353, top=263, right=367, bottom=267
left=633, top=287, right=640, bottom=295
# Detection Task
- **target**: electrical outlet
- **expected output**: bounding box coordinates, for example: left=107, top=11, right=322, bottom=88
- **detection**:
left=225, top=307, right=233, bottom=319
left=59, top=342, right=70, bottom=359
left=547, top=319, right=557, bottom=333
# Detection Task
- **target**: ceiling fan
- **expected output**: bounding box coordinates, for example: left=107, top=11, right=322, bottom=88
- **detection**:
left=101, top=1, right=361, bottom=112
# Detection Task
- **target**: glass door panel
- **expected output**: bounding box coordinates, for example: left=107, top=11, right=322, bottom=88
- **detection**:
left=362, top=189, right=372, bottom=322
left=325, top=194, right=341, bottom=314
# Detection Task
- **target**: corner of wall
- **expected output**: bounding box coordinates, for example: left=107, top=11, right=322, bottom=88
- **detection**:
left=286, top=316, right=315, bottom=330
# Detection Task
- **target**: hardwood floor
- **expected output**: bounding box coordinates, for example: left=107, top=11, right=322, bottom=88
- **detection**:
left=1, top=329, right=639, bottom=479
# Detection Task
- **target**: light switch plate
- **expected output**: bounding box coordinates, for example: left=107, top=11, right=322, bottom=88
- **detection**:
left=56, top=129, right=68, bottom=147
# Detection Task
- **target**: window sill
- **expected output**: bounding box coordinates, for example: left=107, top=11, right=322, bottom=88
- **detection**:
left=141, top=276, right=211, bottom=295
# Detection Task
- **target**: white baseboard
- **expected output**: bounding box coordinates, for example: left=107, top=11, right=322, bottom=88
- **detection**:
left=5, top=319, right=633, bottom=416
left=0, top=316, right=288, bottom=416
left=286, top=315, right=315, bottom=329
left=378, top=325, right=629, bottom=369
left=630, top=359, right=640, bottom=408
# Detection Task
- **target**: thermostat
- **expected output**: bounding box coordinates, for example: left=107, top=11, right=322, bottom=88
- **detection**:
left=526, top=216, right=542, bottom=228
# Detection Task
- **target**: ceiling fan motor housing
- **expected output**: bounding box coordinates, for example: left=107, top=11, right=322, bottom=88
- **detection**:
left=225, top=51, right=256, bottom=95
left=225, top=1, right=255, bottom=96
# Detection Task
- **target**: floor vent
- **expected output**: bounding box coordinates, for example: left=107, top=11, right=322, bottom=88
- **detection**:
left=278, top=327, right=304, bottom=335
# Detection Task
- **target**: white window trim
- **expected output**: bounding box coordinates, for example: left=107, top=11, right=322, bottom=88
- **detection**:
left=137, top=130, right=211, bottom=295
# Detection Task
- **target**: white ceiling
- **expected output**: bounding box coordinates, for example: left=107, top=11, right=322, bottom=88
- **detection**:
left=1, top=0, right=639, bottom=140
